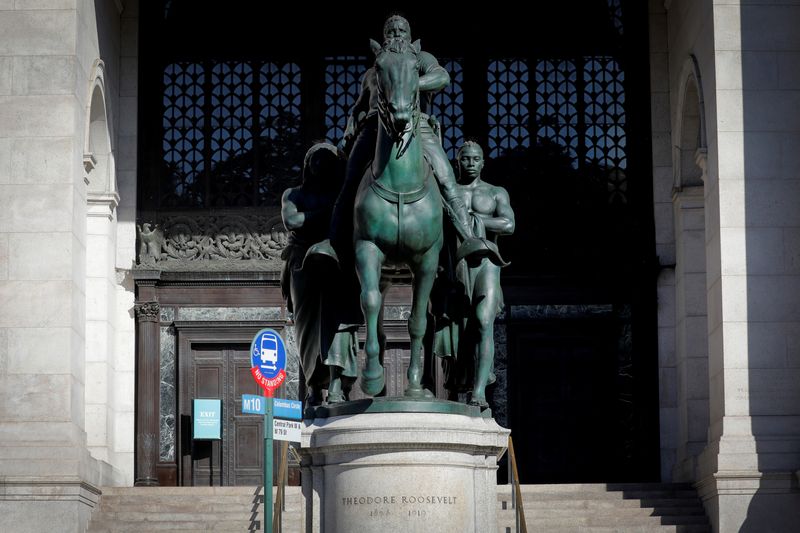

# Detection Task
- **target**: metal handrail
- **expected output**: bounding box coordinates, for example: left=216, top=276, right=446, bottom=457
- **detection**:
left=272, top=441, right=289, bottom=532
left=508, top=436, right=528, bottom=533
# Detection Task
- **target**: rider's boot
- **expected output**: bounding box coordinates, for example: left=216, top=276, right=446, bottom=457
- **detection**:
left=326, top=367, right=346, bottom=404
left=303, top=203, right=345, bottom=268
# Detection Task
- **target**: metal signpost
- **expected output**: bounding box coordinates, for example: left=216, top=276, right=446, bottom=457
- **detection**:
left=249, top=329, right=287, bottom=533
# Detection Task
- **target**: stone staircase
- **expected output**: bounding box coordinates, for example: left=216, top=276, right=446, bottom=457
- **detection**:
left=86, top=486, right=302, bottom=532
left=497, top=483, right=711, bottom=532
left=86, top=483, right=710, bottom=532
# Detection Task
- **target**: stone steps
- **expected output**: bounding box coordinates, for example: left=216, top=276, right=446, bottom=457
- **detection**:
left=498, top=498, right=705, bottom=510
left=87, top=483, right=710, bottom=532
left=497, top=482, right=710, bottom=533
left=496, top=524, right=711, bottom=533
left=87, top=487, right=302, bottom=533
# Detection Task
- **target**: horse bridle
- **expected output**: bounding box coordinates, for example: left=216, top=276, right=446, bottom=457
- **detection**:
left=375, top=59, right=421, bottom=159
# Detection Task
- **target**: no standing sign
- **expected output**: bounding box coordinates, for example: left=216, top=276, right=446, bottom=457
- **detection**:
left=250, top=328, right=286, bottom=397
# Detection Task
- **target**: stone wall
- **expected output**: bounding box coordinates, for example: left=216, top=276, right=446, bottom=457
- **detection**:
left=659, top=0, right=800, bottom=530
left=0, top=0, right=134, bottom=531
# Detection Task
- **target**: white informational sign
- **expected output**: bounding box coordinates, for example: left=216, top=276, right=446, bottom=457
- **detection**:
left=272, top=418, right=302, bottom=443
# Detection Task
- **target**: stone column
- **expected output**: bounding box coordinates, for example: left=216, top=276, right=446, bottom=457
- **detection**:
left=691, top=2, right=800, bottom=530
left=672, top=185, right=709, bottom=482
left=134, top=285, right=160, bottom=486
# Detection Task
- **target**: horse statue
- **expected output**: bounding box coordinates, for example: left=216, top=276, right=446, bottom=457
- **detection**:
left=353, top=37, right=444, bottom=397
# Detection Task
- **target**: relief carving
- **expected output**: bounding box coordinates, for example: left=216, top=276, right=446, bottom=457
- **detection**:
left=135, top=211, right=288, bottom=271
left=135, top=301, right=160, bottom=321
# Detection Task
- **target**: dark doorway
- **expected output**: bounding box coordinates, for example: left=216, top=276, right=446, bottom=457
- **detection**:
left=179, top=342, right=265, bottom=486
left=509, top=311, right=622, bottom=482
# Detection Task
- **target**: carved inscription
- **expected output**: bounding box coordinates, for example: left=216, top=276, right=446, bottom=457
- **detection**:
left=340, top=494, right=459, bottom=520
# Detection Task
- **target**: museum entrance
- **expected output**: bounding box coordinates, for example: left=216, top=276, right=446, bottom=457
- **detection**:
left=135, top=0, right=659, bottom=486
left=172, top=321, right=289, bottom=486
left=178, top=340, right=263, bottom=486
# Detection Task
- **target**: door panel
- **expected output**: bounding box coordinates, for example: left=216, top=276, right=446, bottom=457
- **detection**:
left=383, top=344, right=410, bottom=397
left=191, top=345, right=224, bottom=486
left=181, top=341, right=280, bottom=486
left=230, top=345, right=264, bottom=485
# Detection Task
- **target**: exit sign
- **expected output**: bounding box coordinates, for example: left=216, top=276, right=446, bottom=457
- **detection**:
left=192, top=398, right=222, bottom=440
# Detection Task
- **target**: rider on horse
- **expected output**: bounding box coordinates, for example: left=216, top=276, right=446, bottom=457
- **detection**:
left=310, top=14, right=474, bottom=262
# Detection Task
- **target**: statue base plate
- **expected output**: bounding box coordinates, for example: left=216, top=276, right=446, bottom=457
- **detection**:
left=305, top=396, right=490, bottom=419
left=299, top=407, right=509, bottom=532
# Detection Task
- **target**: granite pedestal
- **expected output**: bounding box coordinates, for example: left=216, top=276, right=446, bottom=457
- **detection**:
left=299, top=399, right=509, bottom=533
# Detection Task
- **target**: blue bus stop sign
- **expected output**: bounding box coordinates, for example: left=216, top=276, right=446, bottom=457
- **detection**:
left=250, top=328, right=287, bottom=397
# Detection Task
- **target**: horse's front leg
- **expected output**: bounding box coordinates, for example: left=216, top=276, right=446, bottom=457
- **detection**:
left=355, top=239, right=386, bottom=395
left=405, top=242, right=441, bottom=398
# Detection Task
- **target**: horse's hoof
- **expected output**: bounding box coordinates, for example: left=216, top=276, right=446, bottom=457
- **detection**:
left=468, top=394, right=489, bottom=408
left=360, top=368, right=385, bottom=396
left=404, top=386, right=433, bottom=399
left=326, top=390, right=346, bottom=404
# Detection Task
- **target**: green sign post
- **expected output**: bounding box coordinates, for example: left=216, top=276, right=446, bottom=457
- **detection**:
left=250, top=329, right=287, bottom=533
left=264, top=393, right=273, bottom=533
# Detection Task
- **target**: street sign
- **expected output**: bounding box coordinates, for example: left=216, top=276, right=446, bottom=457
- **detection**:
left=273, top=419, right=302, bottom=443
left=192, top=399, right=222, bottom=440
left=273, top=398, right=303, bottom=420
left=248, top=329, right=290, bottom=533
left=250, top=329, right=287, bottom=396
left=242, top=394, right=266, bottom=415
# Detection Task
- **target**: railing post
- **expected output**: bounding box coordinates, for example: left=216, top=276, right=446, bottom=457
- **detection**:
left=508, top=436, right=527, bottom=533
left=273, top=441, right=289, bottom=532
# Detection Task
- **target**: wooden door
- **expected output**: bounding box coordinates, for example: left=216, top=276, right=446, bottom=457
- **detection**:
left=186, top=343, right=225, bottom=486
left=180, top=340, right=279, bottom=486
left=230, top=345, right=264, bottom=485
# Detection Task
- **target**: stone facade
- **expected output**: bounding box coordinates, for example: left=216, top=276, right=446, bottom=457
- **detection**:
left=652, top=0, right=800, bottom=530
left=0, top=1, right=799, bottom=532
left=0, top=1, right=137, bottom=531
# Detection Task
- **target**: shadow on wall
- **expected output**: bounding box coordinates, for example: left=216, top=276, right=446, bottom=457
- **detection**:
left=740, top=2, right=800, bottom=531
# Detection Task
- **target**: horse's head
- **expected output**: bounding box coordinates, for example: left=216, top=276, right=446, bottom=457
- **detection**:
left=371, top=37, right=421, bottom=143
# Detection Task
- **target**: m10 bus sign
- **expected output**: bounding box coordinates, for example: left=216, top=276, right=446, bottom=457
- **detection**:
left=250, top=328, right=287, bottom=396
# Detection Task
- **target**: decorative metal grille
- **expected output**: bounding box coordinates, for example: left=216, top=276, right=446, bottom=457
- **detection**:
left=161, top=61, right=302, bottom=208
left=487, top=60, right=531, bottom=158
left=161, top=55, right=627, bottom=207
left=210, top=62, right=255, bottom=207
left=259, top=62, right=303, bottom=205
left=324, top=56, right=367, bottom=144
left=430, top=59, right=465, bottom=159
left=162, top=62, right=205, bottom=207
left=584, top=56, right=627, bottom=203
left=607, top=0, right=624, bottom=36
left=534, top=59, right=579, bottom=168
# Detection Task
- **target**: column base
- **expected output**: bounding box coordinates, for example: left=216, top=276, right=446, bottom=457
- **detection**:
left=696, top=471, right=800, bottom=532
left=0, top=477, right=101, bottom=533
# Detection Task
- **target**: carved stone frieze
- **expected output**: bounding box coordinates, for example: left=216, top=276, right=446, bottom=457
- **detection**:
left=135, top=210, right=288, bottom=271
